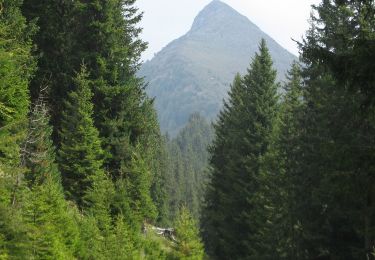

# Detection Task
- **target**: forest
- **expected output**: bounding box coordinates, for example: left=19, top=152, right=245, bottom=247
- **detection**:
left=0, top=0, right=374, bottom=259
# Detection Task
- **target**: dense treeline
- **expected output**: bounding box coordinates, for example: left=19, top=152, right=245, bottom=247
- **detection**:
left=0, top=0, right=203, bottom=259
left=202, top=1, right=375, bottom=259
left=1, top=0, right=374, bottom=259
left=165, top=113, right=214, bottom=222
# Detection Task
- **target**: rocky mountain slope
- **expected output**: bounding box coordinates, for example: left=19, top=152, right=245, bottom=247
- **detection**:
left=140, top=0, right=296, bottom=135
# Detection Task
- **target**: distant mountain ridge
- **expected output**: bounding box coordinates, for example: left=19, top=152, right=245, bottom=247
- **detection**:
left=140, top=0, right=296, bottom=136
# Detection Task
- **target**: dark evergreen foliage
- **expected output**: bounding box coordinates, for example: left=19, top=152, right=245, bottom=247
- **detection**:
left=166, top=113, right=214, bottom=223
left=57, top=66, right=107, bottom=209
left=2, top=0, right=374, bottom=259
left=0, top=1, right=35, bottom=257
left=293, top=1, right=375, bottom=258
left=202, top=39, right=279, bottom=259
left=1, top=0, right=174, bottom=257
left=0, top=0, right=34, bottom=168
left=274, top=62, right=305, bottom=259
left=21, top=0, right=77, bottom=135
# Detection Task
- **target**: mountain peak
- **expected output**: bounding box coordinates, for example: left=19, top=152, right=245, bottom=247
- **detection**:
left=191, top=1, right=258, bottom=33
left=140, top=1, right=296, bottom=136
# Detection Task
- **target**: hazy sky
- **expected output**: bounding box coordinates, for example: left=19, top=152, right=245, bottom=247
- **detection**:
left=137, top=0, right=320, bottom=61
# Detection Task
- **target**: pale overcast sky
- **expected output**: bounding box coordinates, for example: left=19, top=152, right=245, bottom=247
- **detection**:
left=137, top=0, right=320, bottom=61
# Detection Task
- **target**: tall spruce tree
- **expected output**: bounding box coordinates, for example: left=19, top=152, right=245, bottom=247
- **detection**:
left=0, top=0, right=175, bottom=258
left=57, top=66, right=108, bottom=210
left=0, top=1, right=35, bottom=257
left=75, top=0, right=166, bottom=230
left=56, top=67, right=119, bottom=258
left=22, top=0, right=167, bottom=224
left=274, top=62, right=305, bottom=259
left=72, top=0, right=151, bottom=179
left=20, top=0, right=76, bottom=134
left=202, top=39, right=279, bottom=259
left=202, top=73, right=244, bottom=258
left=137, top=104, right=169, bottom=225
left=295, top=1, right=375, bottom=258
left=20, top=96, right=80, bottom=259
left=21, top=0, right=162, bottom=180
left=0, top=0, right=34, bottom=172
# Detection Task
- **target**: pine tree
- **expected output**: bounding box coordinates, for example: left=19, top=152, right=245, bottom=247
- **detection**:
left=0, top=201, right=30, bottom=259
left=21, top=1, right=162, bottom=186
left=57, top=66, right=108, bottom=210
left=77, top=215, right=105, bottom=259
left=71, top=0, right=151, bottom=180
left=0, top=1, right=35, bottom=257
left=24, top=177, right=80, bottom=259
left=274, top=62, right=304, bottom=259
left=112, top=148, right=157, bottom=225
left=104, top=215, right=137, bottom=259
left=0, top=0, right=34, bottom=174
left=21, top=1, right=169, bottom=256
left=202, top=39, right=279, bottom=259
left=20, top=0, right=78, bottom=99
left=166, top=113, right=214, bottom=223
left=21, top=96, right=80, bottom=259
left=167, top=141, right=185, bottom=223
left=295, top=56, right=370, bottom=259
left=23, top=0, right=168, bottom=230
left=21, top=0, right=77, bottom=136
left=144, top=108, right=169, bottom=225
left=174, top=206, right=204, bottom=260
left=202, top=73, right=243, bottom=258
left=295, top=1, right=375, bottom=258
left=299, top=0, right=375, bottom=109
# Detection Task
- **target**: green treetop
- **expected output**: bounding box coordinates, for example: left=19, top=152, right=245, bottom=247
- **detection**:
left=174, top=206, right=204, bottom=260
left=57, top=66, right=107, bottom=210
left=203, top=39, right=279, bottom=259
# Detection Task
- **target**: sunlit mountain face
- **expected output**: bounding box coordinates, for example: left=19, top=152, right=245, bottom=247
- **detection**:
left=139, top=0, right=296, bottom=136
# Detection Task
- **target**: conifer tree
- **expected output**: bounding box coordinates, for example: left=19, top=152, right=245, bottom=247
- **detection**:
left=24, top=177, right=80, bottom=259
left=274, top=62, right=304, bottom=259
left=166, top=113, right=214, bottom=223
left=146, top=110, right=169, bottom=225
left=202, top=74, right=243, bottom=258
left=21, top=1, right=77, bottom=95
left=21, top=96, right=80, bottom=259
left=202, top=39, right=279, bottom=259
left=21, top=1, right=162, bottom=182
left=22, top=0, right=168, bottom=224
left=104, top=216, right=137, bottom=259
left=112, top=148, right=157, bottom=226
left=174, top=206, right=204, bottom=260
left=57, top=66, right=108, bottom=210
left=0, top=0, right=173, bottom=257
left=167, top=142, right=185, bottom=222
left=299, top=0, right=375, bottom=109
left=70, top=0, right=151, bottom=181
left=295, top=1, right=375, bottom=258
left=77, top=215, right=105, bottom=259
left=21, top=0, right=76, bottom=135
left=0, top=0, right=34, bottom=172
left=0, top=2, right=34, bottom=257
left=23, top=0, right=168, bottom=228
left=0, top=201, right=30, bottom=259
